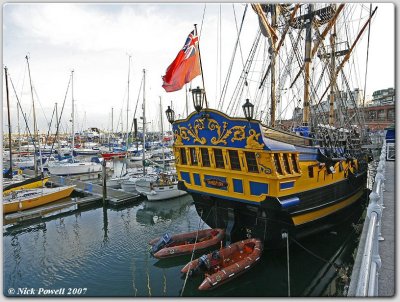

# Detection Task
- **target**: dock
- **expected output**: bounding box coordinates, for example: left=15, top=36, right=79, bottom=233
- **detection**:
left=377, top=160, right=395, bottom=296
left=347, top=144, right=395, bottom=296
left=4, top=172, right=143, bottom=225
left=48, top=174, right=141, bottom=206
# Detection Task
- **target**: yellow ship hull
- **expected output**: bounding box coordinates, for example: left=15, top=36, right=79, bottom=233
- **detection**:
left=3, top=186, right=75, bottom=214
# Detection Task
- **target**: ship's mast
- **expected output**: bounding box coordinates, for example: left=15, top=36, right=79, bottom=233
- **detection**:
left=329, top=23, right=337, bottom=126
left=302, top=4, right=314, bottom=126
left=270, top=6, right=277, bottom=127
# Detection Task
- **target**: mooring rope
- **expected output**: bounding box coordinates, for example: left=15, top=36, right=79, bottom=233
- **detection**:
left=290, top=236, right=339, bottom=269
left=180, top=209, right=204, bottom=296
left=283, top=232, right=291, bottom=297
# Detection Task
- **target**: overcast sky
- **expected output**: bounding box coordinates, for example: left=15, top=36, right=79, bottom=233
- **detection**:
left=2, top=2, right=395, bottom=134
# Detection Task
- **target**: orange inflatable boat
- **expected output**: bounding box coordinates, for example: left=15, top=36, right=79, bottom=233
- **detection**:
left=149, top=228, right=225, bottom=259
left=181, top=238, right=263, bottom=290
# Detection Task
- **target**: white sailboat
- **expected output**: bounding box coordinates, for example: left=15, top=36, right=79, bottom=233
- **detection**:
left=135, top=97, right=187, bottom=201
left=48, top=70, right=102, bottom=176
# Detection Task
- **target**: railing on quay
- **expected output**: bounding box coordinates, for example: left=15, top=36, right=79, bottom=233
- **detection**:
left=353, top=141, right=387, bottom=296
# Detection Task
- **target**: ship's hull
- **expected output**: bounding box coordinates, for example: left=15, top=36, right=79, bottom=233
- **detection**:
left=180, top=170, right=367, bottom=247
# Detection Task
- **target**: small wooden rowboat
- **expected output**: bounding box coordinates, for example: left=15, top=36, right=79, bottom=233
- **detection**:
left=149, top=228, right=225, bottom=259
left=181, top=238, right=263, bottom=290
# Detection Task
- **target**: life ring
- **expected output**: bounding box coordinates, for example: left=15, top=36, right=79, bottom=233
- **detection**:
left=169, top=249, right=175, bottom=255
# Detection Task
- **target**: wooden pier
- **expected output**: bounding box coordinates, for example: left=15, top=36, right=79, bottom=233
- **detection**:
left=48, top=175, right=142, bottom=205
left=4, top=173, right=143, bottom=225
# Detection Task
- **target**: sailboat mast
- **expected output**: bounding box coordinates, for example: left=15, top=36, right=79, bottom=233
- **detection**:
left=329, top=23, right=337, bottom=126
left=142, top=69, right=146, bottom=176
left=302, top=4, right=314, bottom=126
left=270, top=5, right=277, bottom=127
left=55, top=102, right=61, bottom=155
left=4, top=67, right=13, bottom=177
left=71, top=70, right=75, bottom=162
left=159, top=96, right=165, bottom=169
left=127, top=55, right=131, bottom=149
left=26, top=55, right=39, bottom=176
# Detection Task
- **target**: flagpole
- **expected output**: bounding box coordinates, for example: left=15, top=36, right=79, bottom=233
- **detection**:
left=194, top=23, right=208, bottom=108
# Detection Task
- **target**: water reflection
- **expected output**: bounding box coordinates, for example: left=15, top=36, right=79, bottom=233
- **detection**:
left=3, top=191, right=366, bottom=297
left=136, top=194, right=193, bottom=226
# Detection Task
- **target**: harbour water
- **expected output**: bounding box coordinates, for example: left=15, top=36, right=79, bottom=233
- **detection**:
left=3, top=190, right=365, bottom=297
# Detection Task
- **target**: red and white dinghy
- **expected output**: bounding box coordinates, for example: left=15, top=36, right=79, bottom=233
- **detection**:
left=149, top=228, right=225, bottom=259
left=181, top=238, right=263, bottom=290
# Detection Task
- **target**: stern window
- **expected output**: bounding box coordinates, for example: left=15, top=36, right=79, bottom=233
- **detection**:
left=274, top=154, right=283, bottom=175
left=245, top=152, right=259, bottom=173
left=291, top=154, right=299, bottom=173
left=213, top=149, right=225, bottom=169
left=283, top=154, right=291, bottom=174
left=228, top=150, right=241, bottom=171
left=189, top=148, right=198, bottom=165
left=180, top=148, right=187, bottom=165
left=200, top=148, right=211, bottom=167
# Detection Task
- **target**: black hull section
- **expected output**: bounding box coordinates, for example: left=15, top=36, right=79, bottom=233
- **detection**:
left=180, top=171, right=368, bottom=248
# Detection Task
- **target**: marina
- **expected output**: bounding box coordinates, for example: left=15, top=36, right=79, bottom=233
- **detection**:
left=2, top=2, right=395, bottom=298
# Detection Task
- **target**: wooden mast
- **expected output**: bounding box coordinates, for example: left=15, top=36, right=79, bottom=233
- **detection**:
left=302, top=4, right=314, bottom=126
left=329, top=22, right=337, bottom=126
left=270, top=5, right=277, bottom=127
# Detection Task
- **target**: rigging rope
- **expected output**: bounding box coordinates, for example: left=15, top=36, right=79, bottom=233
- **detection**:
left=180, top=209, right=204, bottom=297
left=218, top=4, right=248, bottom=110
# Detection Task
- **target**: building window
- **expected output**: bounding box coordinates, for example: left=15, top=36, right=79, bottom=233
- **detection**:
left=368, top=111, right=376, bottom=121
left=213, top=149, right=225, bottom=169
left=273, top=154, right=283, bottom=175
left=291, top=154, right=299, bottom=173
left=200, top=148, right=211, bottom=167
left=377, top=109, right=385, bottom=121
left=180, top=148, right=187, bottom=165
left=282, top=154, right=291, bottom=174
left=387, top=108, right=395, bottom=121
left=189, top=148, right=198, bottom=165
left=245, top=152, right=259, bottom=173
left=228, top=150, right=241, bottom=171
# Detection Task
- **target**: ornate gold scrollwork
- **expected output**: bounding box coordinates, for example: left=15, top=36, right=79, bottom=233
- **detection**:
left=176, top=119, right=206, bottom=145
left=174, top=130, right=183, bottom=146
left=208, top=118, right=246, bottom=145
left=245, top=129, right=265, bottom=149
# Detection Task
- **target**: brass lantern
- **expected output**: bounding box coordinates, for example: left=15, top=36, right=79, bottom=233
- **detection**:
left=165, top=106, right=175, bottom=124
left=191, top=86, right=205, bottom=113
left=242, top=99, right=254, bottom=121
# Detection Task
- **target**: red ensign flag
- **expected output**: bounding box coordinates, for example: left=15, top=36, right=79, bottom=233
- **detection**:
left=162, top=31, right=201, bottom=92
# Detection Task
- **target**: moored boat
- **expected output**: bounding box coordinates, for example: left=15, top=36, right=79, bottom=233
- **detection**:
left=3, top=185, right=75, bottom=214
left=101, top=151, right=127, bottom=160
left=3, top=175, right=49, bottom=196
left=181, top=238, right=263, bottom=290
left=149, top=228, right=225, bottom=259
left=162, top=4, right=373, bottom=247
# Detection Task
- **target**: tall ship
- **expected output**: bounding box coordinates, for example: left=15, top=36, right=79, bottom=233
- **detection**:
left=162, top=3, right=375, bottom=246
